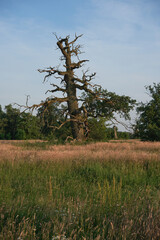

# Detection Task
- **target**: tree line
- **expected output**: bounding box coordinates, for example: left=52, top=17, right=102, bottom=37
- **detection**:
left=0, top=103, right=131, bottom=142
left=1, top=82, right=160, bottom=142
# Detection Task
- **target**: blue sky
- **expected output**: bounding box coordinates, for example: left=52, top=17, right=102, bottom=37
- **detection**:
left=0, top=0, right=160, bottom=127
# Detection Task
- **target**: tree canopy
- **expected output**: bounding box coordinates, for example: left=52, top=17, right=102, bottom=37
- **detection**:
left=135, top=83, right=160, bottom=141
left=0, top=104, right=41, bottom=140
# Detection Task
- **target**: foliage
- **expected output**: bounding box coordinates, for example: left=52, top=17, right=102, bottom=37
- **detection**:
left=135, top=83, right=160, bottom=141
left=37, top=102, right=72, bottom=141
left=0, top=105, right=41, bottom=140
left=88, top=118, right=108, bottom=141
left=118, top=131, right=130, bottom=139
left=37, top=102, right=62, bottom=136
left=4, top=104, right=21, bottom=139
left=0, top=105, right=6, bottom=139
left=0, top=103, right=132, bottom=141
left=19, top=112, right=41, bottom=139
left=82, top=87, right=136, bottom=121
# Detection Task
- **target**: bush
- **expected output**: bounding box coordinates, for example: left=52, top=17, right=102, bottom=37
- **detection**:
left=15, top=129, right=26, bottom=140
left=88, top=118, right=107, bottom=141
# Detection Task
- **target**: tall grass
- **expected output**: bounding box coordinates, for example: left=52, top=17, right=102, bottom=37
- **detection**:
left=0, top=140, right=160, bottom=239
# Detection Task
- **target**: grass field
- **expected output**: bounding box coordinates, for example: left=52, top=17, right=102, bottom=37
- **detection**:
left=0, top=140, right=160, bottom=239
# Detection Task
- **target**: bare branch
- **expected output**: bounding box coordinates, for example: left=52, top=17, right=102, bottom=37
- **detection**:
left=73, top=72, right=96, bottom=86
left=53, top=32, right=59, bottom=41
left=45, top=83, right=66, bottom=94
left=110, top=117, right=133, bottom=132
left=74, top=83, right=100, bottom=98
left=70, top=60, right=89, bottom=70
left=55, top=118, right=79, bottom=130
left=65, top=136, right=74, bottom=143
left=68, top=34, right=83, bottom=45
left=38, top=68, right=67, bottom=81
left=83, top=72, right=96, bottom=82
left=16, top=97, right=68, bottom=113
left=70, top=44, right=83, bottom=56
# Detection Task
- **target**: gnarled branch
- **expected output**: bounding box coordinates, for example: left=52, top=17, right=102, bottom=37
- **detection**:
left=38, top=68, right=67, bottom=82
left=70, top=60, right=89, bottom=70
left=68, top=34, right=83, bottom=46
left=45, top=83, right=66, bottom=94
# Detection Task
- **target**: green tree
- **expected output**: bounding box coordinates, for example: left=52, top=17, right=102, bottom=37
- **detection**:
left=20, top=112, right=41, bottom=139
left=88, top=118, right=107, bottom=141
left=2, top=104, right=41, bottom=140
left=15, top=129, right=26, bottom=140
left=135, top=83, right=160, bottom=141
left=0, top=105, right=7, bottom=139
left=4, top=104, right=21, bottom=139
left=82, top=88, right=136, bottom=121
left=37, top=102, right=71, bottom=141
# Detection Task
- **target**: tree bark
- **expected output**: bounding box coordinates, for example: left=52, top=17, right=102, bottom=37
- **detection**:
left=65, top=74, right=84, bottom=140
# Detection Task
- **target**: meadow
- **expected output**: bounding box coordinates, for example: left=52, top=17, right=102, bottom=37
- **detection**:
left=0, top=140, right=160, bottom=239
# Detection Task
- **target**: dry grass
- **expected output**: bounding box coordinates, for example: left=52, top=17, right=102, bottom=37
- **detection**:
left=1, top=139, right=160, bottom=163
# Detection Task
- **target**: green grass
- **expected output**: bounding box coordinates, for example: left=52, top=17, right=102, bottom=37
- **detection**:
left=1, top=156, right=160, bottom=239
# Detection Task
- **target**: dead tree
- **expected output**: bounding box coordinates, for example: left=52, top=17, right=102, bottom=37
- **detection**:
left=22, top=34, right=135, bottom=141
left=36, top=34, right=100, bottom=141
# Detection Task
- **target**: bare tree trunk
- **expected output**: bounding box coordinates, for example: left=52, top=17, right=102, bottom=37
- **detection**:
left=113, top=126, right=118, bottom=139
left=65, top=74, right=84, bottom=140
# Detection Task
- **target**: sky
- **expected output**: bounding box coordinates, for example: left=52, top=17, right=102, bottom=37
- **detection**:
left=0, top=0, right=160, bottom=128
